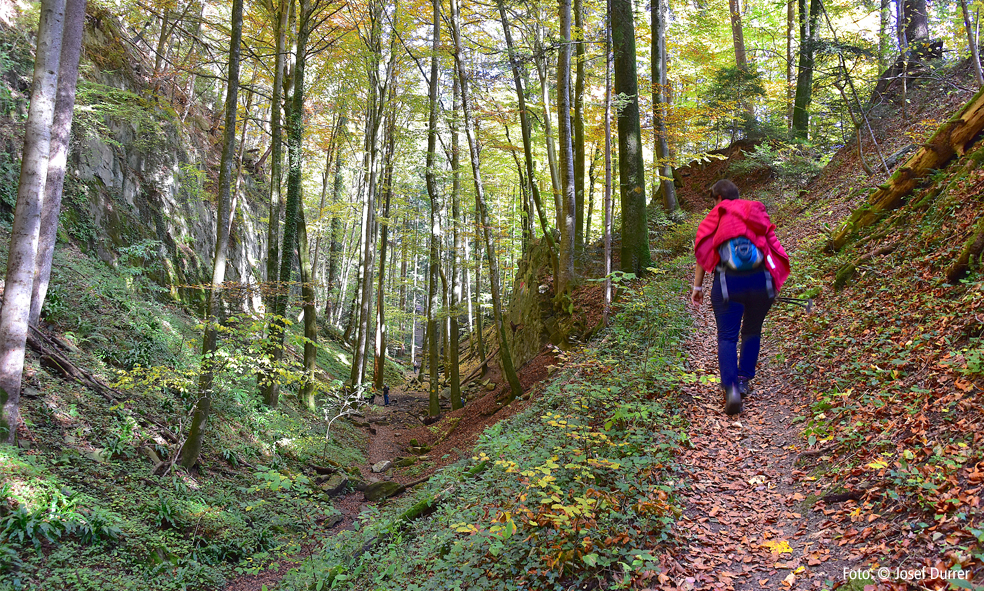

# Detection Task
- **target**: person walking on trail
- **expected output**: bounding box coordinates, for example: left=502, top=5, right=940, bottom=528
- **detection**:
left=691, top=179, right=790, bottom=416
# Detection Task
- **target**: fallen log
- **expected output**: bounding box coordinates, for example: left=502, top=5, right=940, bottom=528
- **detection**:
left=829, top=85, right=984, bottom=251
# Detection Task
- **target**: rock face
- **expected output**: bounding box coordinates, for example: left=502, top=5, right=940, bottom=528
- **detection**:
left=1, top=9, right=268, bottom=315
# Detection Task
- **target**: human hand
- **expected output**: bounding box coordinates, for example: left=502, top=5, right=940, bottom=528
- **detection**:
left=690, top=287, right=704, bottom=307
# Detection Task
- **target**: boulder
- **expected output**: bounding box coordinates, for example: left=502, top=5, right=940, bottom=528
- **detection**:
left=319, top=473, right=349, bottom=497
left=364, top=480, right=405, bottom=502
left=394, top=456, right=417, bottom=468
left=371, top=460, right=392, bottom=473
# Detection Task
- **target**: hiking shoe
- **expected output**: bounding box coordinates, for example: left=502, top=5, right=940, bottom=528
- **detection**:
left=724, top=385, right=742, bottom=416
left=737, top=377, right=751, bottom=399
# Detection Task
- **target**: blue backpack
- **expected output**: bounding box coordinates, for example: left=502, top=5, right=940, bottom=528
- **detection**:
left=718, top=236, right=764, bottom=272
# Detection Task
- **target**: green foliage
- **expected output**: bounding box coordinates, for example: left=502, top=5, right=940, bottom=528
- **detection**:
left=732, top=141, right=825, bottom=187
left=701, top=66, right=767, bottom=140
left=281, top=262, right=694, bottom=590
left=74, top=81, right=169, bottom=153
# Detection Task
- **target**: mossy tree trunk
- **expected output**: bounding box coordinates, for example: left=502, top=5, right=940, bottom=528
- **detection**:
left=829, top=85, right=984, bottom=251
left=182, top=0, right=242, bottom=466
left=611, top=0, right=652, bottom=276
left=425, top=0, right=442, bottom=416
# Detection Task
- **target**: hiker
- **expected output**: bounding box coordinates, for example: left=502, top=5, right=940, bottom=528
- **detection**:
left=691, top=179, right=790, bottom=416
left=382, top=385, right=390, bottom=406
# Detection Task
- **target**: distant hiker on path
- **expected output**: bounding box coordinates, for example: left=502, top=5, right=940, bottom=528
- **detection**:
left=691, top=179, right=790, bottom=416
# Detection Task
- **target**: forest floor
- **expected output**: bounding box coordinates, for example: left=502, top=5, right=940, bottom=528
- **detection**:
left=224, top=348, right=558, bottom=591
left=662, top=301, right=865, bottom=591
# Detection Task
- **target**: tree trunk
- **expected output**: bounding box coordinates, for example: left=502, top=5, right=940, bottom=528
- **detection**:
left=425, top=0, right=442, bottom=416
left=603, top=0, right=613, bottom=325
left=449, top=74, right=463, bottom=410
left=611, top=0, right=651, bottom=275
left=496, top=0, right=559, bottom=274
left=373, top=123, right=396, bottom=389
left=787, top=0, right=796, bottom=128
left=902, top=0, right=928, bottom=47
left=297, top=206, right=318, bottom=411
left=270, top=0, right=313, bottom=403
left=30, top=0, right=86, bottom=329
left=830, top=85, right=984, bottom=251
left=451, top=0, right=523, bottom=402
left=792, top=0, right=820, bottom=139
left=557, top=0, right=576, bottom=298
left=586, top=144, right=598, bottom=244
left=351, top=1, right=389, bottom=388
left=324, top=146, right=345, bottom=321
left=878, top=0, right=891, bottom=71
left=0, top=0, right=66, bottom=444
left=534, top=34, right=562, bottom=229
left=959, top=0, right=984, bottom=88
left=260, top=0, right=291, bottom=406
left=573, top=0, right=586, bottom=252
left=651, top=0, right=677, bottom=212
left=473, top=236, right=487, bottom=375
left=181, top=0, right=242, bottom=466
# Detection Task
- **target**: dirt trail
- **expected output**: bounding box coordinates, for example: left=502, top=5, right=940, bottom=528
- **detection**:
left=661, top=302, right=855, bottom=590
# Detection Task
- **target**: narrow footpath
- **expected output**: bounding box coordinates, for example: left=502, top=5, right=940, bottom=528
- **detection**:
left=661, top=301, right=864, bottom=591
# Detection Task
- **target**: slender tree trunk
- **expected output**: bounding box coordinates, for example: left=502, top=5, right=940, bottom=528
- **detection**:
left=373, top=122, right=396, bottom=389
left=448, top=74, right=463, bottom=410
left=534, top=40, right=562, bottom=229
left=496, top=0, right=559, bottom=274
left=787, top=0, right=796, bottom=128
left=425, top=0, right=442, bottom=416
left=297, top=206, right=318, bottom=411
left=154, top=9, right=171, bottom=76
left=651, top=0, right=677, bottom=212
left=0, top=0, right=66, bottom=443
left=960, top=0, right=984, bottom=87
left=351, top=2, right=389, bottom=387
left=586, top=144, right=598, bottom=245
left=451, top=0, right=522, bottom=402
left=878, top=0, right=891, bottom=71
left=557, top=0, right=576, bottom=298
left=573, top=0, right=586, bottom=252
left=324, top=144, right=345, bottom=320
left=312, top=116, right=342, bottom=282
left=611, top=0, right=651, bottom=275
left=603, top=3, right=613, bottom=325
left=181, top=0, right=242, bottom=466
left=792, top=0, right=820, bottom=139
left=473, top=233, right=486, bottom=374
left=30, top=0, right=86, bottom=328
left=260, top=0, right=291, bottom=406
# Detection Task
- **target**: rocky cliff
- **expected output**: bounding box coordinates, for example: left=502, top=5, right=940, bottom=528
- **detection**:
left=0, top=4, right=267, bottom=315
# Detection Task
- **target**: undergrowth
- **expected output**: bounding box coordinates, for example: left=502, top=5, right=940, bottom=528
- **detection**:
left=0, top=236, right=388, bottom=590
left=770, top=138, right=984, bottom=573
left=281, top=261, right=695, bottom=591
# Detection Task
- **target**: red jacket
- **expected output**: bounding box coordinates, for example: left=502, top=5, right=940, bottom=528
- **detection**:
left=694, top=199, right=791, bottom=291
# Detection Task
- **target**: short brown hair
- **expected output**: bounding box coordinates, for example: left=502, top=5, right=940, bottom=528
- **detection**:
left=710, top=179, right=740, bottom=201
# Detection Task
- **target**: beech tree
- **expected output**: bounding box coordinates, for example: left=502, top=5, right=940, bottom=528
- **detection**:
left=557, top=0, right=576, bottom=298
left=182, top=0, right=244, bottom=467
left=611, top=0, right=651, bottom=275
left=30, top=0, right=86, bottom=329
left=0, top=0, right=68, bottom=443
left=450, top=0, right=523, bottom=402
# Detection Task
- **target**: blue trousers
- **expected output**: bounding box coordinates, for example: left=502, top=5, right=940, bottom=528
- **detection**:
left=711, top=269, right=774, bottom=391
